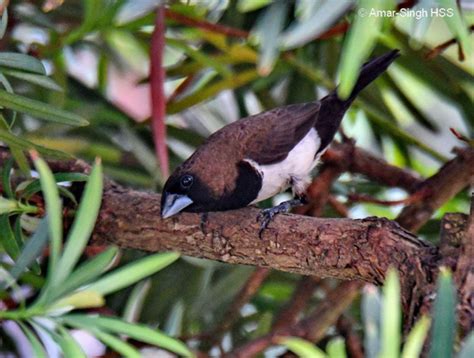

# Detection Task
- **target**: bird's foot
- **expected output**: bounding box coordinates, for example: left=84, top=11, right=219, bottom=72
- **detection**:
left=200, top=212, right=209, bottom=234
left=257, top=198, right=306, bottom=239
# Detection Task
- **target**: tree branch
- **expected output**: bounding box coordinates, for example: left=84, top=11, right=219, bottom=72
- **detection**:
left=92, top=183, right=437, bottom=311
left=396, top=147, right=474, bottom=231
left=323, top=141, right=423, bottom=192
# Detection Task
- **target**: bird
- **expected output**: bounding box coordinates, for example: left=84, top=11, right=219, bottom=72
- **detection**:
left=161, top=50, right=400, bottom=234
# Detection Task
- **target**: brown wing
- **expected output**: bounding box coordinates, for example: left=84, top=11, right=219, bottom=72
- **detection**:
left=175, top=101, right=321, bottom=199
left=243, top=101, right=321, bottom=164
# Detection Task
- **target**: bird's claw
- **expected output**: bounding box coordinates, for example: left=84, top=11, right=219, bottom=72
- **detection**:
left=257, top=202, right=294, bottom=239
left=257, top=208, right=275, bottom=238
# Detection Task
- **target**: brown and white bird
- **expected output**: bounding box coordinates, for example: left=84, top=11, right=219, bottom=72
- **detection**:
left=161, top=50, right=400, bottom=230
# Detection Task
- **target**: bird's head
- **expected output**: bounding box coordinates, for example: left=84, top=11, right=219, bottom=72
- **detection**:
left=161, top=170, right=197, bottom=219
left=161, top=154, right=221, bottom=219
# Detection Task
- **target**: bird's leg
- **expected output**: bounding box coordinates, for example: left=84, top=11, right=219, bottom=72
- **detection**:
left=200, top=212, right=209, bottom=235
left=257, top=196, right=308, bottom=239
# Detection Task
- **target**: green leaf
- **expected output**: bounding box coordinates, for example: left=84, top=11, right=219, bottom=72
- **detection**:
left=253, top=1, right=288, bottom=75
left=252, top=311, right=272, bottom=337
left=14, top=216, right=40, bottom=274
left=54, top=160, right=103, bottom=285
left=1, top=197, right=37, bottom=214
left=279, top=337, right=327, bottom=358
left=64, top=0, right=104, bottom=45
left=11, top=148, right=31, bottom=177
left=167, top=69, right=259, bottom=114
left=1, top=157, right=14, bottom=198
left=327, top=337, right=347, bottom=358
left=52, top=290, right=105, bottom=310
left=3, top=69, right=63, bottom=91
left=0, top=89, right=88, bottom=126
left=0, top=214, right=21, bottom=260
left=281, top=0, right=352, bottom=49
left=52, top=247, right=118, bottom=300
left=0, top=73, right=17, bottom=126
left=86, top=328, right=141, bottom=358
left=29, top=320, right=62, bottom=357
left=7, top=217, right=49, bottom=285
left=237, top=0, right=273, bottom=12
left=123, top=279, right=152, bottom=323
left=0, top=52, right=46, bottom=74
left=119, top=125, right=158, bottom=179
left=437, top=0, right=473, bottom=56
left=0, top=8, right=8, bottom=39
left=338, top=0, right=395, bottom=99
left=381, top=268, right=401, bottom=358
left=401, top=315, right=430, bottom=358
left=362, top=285, right=381, bottom=358
left=358, top=100, right=446, bottom=161
left=0, top=196, right=20, bottom=214
left=458, top=332, right=474, bottom=358
left=63, top=315, right=194, bottom=357
left=429, top=268, right=457, bottom=358
left=0, top=71, right=14, bottom=93
left=18, top=173, right=88, bottom=199
left=0, top=128, right=70, bottom=158
left=18, top=322, right=47, bottom=358
left=56, top=326, right=87, bottom=358
left=191, top=266, right=253, bottom=318
left=167, top=38, right=233, bottom=78
left=84, top=252, right=180, bottom=296
left=33, top=155, right=62, bottom=277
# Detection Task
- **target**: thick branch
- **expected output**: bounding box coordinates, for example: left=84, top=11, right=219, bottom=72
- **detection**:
left=92, top=183, right=437, bottom=311
left=451, top=195, right=474, bottom=335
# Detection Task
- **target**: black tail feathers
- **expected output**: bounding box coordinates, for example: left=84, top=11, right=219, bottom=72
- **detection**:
left=342, top=49, right=400, bottom=104
left=315, top=50, right=399, bottom=152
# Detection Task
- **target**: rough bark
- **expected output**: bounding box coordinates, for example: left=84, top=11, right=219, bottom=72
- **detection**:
left=92, top=182, right=439, bottom=313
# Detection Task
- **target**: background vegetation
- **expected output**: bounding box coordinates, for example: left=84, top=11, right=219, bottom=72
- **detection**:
left=0, top=0, right=472, bottom=357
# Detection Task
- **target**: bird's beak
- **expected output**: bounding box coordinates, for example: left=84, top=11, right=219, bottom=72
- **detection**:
left=161, top=193, right=194, bottom=219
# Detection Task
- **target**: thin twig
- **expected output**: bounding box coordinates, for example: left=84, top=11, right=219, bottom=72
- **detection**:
left=167, top=75, right=195, bottom=103
left=323, top=142, right=423, bottom=192
left=347, top=189, right=430, bottom=207
left=327, top=195, right=349, bottom=217
left=425, top=25, right=474, bottom=61
left=450, top=128, right=473, bottom=146
left=165, top=8, right=249, bottom=38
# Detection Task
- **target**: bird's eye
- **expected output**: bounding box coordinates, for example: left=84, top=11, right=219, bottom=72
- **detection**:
left=180, top=175, right=194, bottom=189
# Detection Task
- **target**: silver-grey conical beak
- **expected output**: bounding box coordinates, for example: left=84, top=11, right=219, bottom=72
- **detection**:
left=161, top=193, right=194, bottom=219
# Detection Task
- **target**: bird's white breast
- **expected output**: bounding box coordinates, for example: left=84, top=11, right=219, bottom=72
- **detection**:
left=246, top=128, right=321, bottom=204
